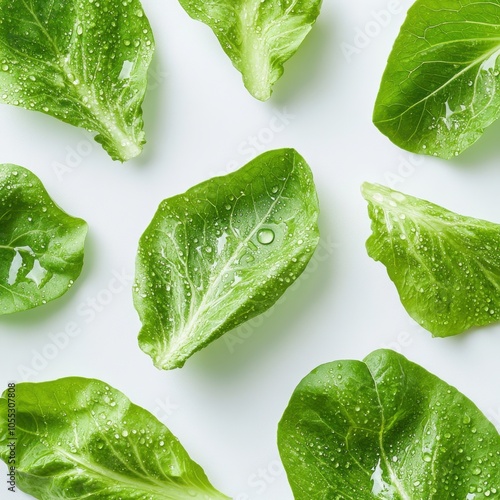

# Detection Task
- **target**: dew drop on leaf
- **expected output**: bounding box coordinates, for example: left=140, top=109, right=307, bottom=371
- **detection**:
left=257, top=228, right=275, bottom=245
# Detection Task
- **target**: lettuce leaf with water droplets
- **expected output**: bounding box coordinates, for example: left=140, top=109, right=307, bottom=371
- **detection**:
left=362, top=182, right=500, bottom=337
left=134, top=148, right=320, bottom=370
left=0, top=378, right=230, bottom=499
left=0, top=0, right=154, bottom=162
left=0, top=164, right=87, bottom=316
left=278, top=349, right=500, bottom=499
left=374, top=0, right=500, bottom=159
left=177, top=0, right=322, bottom=101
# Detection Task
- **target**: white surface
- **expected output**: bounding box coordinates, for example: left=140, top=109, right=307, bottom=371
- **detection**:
left=2, top=0, right=500, bottom=498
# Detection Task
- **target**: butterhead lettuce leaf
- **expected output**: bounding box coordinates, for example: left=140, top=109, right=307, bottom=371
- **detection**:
left=134, top=149, right=320, bottom=370
left=0, top=378, right=230, bottom=499
left=0, top=164, right=87, bottom=316
left=278, top=350, right=500, bottom=499
left=0, top=0, right=154, bottom=161
left=178, top=0, right=322, bottom=101
left=363, top=182, right=500, bottom=337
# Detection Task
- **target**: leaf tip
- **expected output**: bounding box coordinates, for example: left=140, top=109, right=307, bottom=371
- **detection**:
left=361, top=181, right=385, bottom=202
left=94, top=129, right=146, bottom=162
left=248, top=84, right=273, bottom=101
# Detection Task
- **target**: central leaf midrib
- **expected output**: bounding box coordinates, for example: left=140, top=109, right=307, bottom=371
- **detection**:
left=60, top=56, right=134, bottom=150
left=367, top=365, right=411, bottom=500
left=54, top=447, right=206, bottom=499
left=237, top=0, right=273, bottom=95
left=165, top=162, right=296, bottom=361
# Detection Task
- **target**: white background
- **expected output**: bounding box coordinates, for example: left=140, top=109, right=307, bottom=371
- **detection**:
left=2, top=0, right=500, bottom=498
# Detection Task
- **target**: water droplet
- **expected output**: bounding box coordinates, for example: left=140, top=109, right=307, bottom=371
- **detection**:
left=391, top=192, right=406, bottom=202
left=257, top=228, right=275, bottom=245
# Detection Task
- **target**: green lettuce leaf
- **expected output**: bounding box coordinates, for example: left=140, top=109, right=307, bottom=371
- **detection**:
left=373, top=0, right=500, bottom=159
left=0, top=0, right=154, bottom=162
left=0, top=164, right=87, bottom=316
left=362, top=182, right=500, bottom=337
left=134, top=148, right=320, bottom=370
left=177, top=0, right=322, bottom=101
left=0, top=378, right=230, bottom=500
left=278, top=349, right=500, bottom=499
